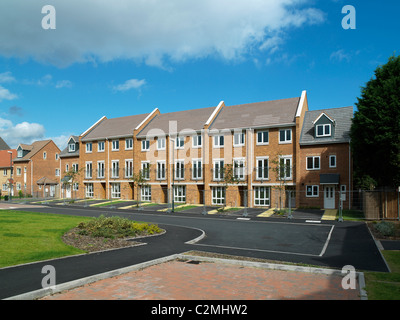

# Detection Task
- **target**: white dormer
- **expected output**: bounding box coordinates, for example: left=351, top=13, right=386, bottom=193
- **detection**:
left=313, top=112, right=335, bottom=138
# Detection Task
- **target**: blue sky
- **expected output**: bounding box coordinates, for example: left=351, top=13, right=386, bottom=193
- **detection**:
left=0, top=0, right=398, bottom=149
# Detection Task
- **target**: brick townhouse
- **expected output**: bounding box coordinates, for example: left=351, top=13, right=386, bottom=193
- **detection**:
left=59, top=135, right=80, bottom=199
left=78, top=110, right=159, bottom=200
left=0, top=148, right=17, bottom=197
left=12, top=140, right=61, bottom=197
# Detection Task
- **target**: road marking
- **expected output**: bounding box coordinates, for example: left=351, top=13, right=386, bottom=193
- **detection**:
left=237, top=217, right=250, bottom=221
left=306, top=220, right=321, bottom=224
left=257, top=208, right=275, bottom=218
left=322, top=209, right=337, bottom=221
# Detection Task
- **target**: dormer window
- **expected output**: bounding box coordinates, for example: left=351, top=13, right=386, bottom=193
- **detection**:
left=316, top=124, right=331, bottom=137
left=17, top=147, right=23, bottom=158
left=68, top=143, right=76, bottom=152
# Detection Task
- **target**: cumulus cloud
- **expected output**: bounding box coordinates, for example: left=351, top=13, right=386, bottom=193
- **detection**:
left=113, top=79, right=146, bottom=92
left=0, top=0, right=325, bottom=67
left=0, top=85, right=17, bottom=102
left=0, top=72, right=16, bottom=83
left=0, top=117, right=46, bottom=148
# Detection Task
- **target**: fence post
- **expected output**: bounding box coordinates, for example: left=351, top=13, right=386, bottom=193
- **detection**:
left=338, top=191, right=344, bottom=222
left=202, top=190, right=207, bottom=215
left=242, top=189, right=248, bottom=217
left=287, top=190, right=293, bottom=219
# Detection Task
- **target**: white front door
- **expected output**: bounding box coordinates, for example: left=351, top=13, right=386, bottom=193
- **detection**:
left=66, top=185, right=71, bottom=198
left=324, top=185, right=335, bottom=209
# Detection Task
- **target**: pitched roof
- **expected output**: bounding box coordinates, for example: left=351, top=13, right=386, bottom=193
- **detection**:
left=0, top=149, right=17, bottom=168
left=37, top=176, right=58, bottom=185
left=137, top=106, right=217, bottom=138
left=208, top=97, right=300, bottom=131
left=81, top=113, right=151, bottom=141
left=0, top=137, right=10, bottom=150
left=299, top=106, right=353, bottom=145
left=60, top=135, right=80, bottom=158
left=13, top=140, right=53, bottom=162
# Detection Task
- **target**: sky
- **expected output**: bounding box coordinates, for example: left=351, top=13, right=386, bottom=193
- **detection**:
left=0, top=0, right=398, bottom=149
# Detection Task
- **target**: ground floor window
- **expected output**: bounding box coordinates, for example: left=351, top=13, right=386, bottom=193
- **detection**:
left=141, top=185, right=151, bottom=202
left=174, top=185, right=186, bottom=203
left=212, top=186, right=225, bottom=205
left=254, top=186, right=270, bottom=206
left=306, top=185, right=319, bottom=197
left=86, top=183, right=94, bottom=198
left=111, top=183, right=121, bottom=198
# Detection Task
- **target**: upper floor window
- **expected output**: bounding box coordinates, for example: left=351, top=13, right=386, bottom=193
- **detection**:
left=17, top=149, right=23, bottom=158
left=43, top=152, right=47, bottom=159
left=141, top=140, right=150, bottom=151
left=257, top=130, right=269, bottom=145
left=175, top=136, right=184, bottom=149
left=316, top=124, right=331, bottom=137
left=86, top=142, right=92, bottom=153
left=112, top=140, right=119, bottom=151
left=192, top=135, right=202, bottom=148
left=98, top=141, right=105, bottom=152
left=233, top=132, right=245, bottom=147
left=125, top=138, right=133, bottom=150
left=213, top=135, right=224, bottom=148
left=279, top=129, right=292, bottom=144
left=68, top=143, right=75, bottom=152
left=157, top=138, right=166, bottom=150
left=306, top=156, right=320, bottom=170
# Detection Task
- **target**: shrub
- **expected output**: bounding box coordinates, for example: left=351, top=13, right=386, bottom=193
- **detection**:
left=375, top=221, right=396, bottom=237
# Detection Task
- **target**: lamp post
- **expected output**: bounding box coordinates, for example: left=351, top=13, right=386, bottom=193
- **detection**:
left=7, top=151, right=13, bottom=201
left=170, top=138, right=175, bottom=213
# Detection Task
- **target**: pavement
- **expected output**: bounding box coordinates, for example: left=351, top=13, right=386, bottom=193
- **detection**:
left=0, top=201, right=394, bottom=300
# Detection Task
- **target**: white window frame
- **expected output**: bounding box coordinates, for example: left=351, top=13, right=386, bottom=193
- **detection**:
left=316, top=124, right=331, bottom=137
left=279, top=129, right=292, bottom=144
left=111, top=183, right=121, bottom=199
left=55, top=168, right=60, bottom=177
left=85, top=183, right=94, bottom=198
left=125, top=159, right=133, bottom=178
left=157, top=138, right=166, bottom=150
left=43, top=152, right=47, bottom=159
left=329, top=155, right=337, bottom=168
left=254, top=186, right=270, bottom=206
left=86, top=142, right=92, bottom=153
left=306, top=156, right=320, bottom=170
left=192, top=159, right=202, bottom=180
left=175, top=136, right=184, bottom=149
left=141, top=185, right=151, bottom=202
left=16, top=167, right=22, bottom=176
left=306, top=185, right=319, bottom=197
left=279, top=156, right=292, bottom=180
left=192, top=135, right=202, bottom=148
left=85, top=162, right=92, bottom=179
left=98, top=141, right=105, bottom=152
left=17, top=149, right=23, bottom=158
left=141, top=140, right=150, bottom=151
left=213, top=135, right=224, bottom=148
left=68, top=143, right=75, bottom=152
left=125, top=138, right=133, bottom=150
left=157, top=161, right=166, bottom=180
left=256, top=157, right=269, bottom=180
left=97, top=161, right=105, bottom=179
left=174, top=185, right=186, bottom=203
left=72, top=163, right=79, bottom=172
left=111, top=160, right=119, bottom=178
left=141, top=161, right=150, bottom=180
left=233, top=158, right=245, bottom=180
left=256, top=130, right=269, bottom=145
left=233, top=132, right=245, bottom=147
left=175, top=160, right=185, bottom=180
left=213, top=159, right=224, bottom=181
left=212, top=186, right=226, bottom=205
left=112, top=140, right=119, bottom=151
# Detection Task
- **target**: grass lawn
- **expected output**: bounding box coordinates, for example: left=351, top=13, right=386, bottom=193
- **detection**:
left=364, top=251, right=400, bottom=300
left=0, top=210, right=92, bottom=268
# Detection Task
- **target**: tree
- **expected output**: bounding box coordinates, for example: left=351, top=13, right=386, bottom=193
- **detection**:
left=218, top=163, right=240, bottom=211
left=270, top=152, right=291, bottom=211
left=350, top=55, right=400, bottom=189
left=130, top=165, right=150, bottom=207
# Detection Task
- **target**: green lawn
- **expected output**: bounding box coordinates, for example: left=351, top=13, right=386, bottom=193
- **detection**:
left=0, top=210, right=92, bottom=268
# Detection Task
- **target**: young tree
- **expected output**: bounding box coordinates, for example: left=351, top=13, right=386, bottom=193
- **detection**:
left=350, top=55, right=400, bottom=188
left=130, top=165, right=150, bottom=207
left=218, top=163, right=240, bottom=211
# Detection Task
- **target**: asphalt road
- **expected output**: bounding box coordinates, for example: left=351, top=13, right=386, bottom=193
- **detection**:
left=0, top=204, right=389, bottom=299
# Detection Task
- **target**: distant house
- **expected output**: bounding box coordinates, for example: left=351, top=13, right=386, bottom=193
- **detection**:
left=0, top=149, right=17, bottom=196
left=59, top=136, right=80, bottom=198
left=13, top=140, right=61, bottom=197
left=0, top=137, right=11, bottom=151
left=298, top=107, right=353, bottom=209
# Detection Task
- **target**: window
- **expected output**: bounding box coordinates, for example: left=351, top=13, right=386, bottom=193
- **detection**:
left=213, top=135, right=224, bottom=148
left=257, top=130, right=269, bottom=145
left=55, top=153, right=59, bottom=160
left=72, top=163, right=79, bottom=172
left=125, top=138, right=133, bottom=150
left=279, top=156, right=292, bottom=180
left=175, top=160, right=185, bottom=180
left=2, top=184, right=8, bottom=191
left=157, top=161, right=166, bottom=180
left=233, top=132, right=245, bottom=147
left=329, top=155, right=337, bottom=168
left=254, top=187, right=270, bottom=206
left=192, top=135, right=202, bottom=148
left=316, top=124, right=331, bottom=137
left=306, top=185, right=319, bottom=197
left=233, top=159, right=245, bottom=180
left=212, top=186, right=225, bottom=205
left=43, top=152, right=47, bottom=159
left=141, top=162, right=150, bottom=180
left=213, top=160, right=224, bottom=181
left=279, top=129, right=292, bottom=143
left=86, top=143, right=92, bottom=153
left=111, top=183, right=121, bottom=198
left=68, top=143, right=75, bottom=152
left=307, top=156, right=320, bottom=170
left=16, top=167, right=22, bottom=176
left=85, top=162, right=92, bottom=179
left=16, top=183, right=21, bottom=191
left=112, top=140, right=119, bottom=151
left=256, top=157, right=269, bottom=180
left=141, top=186, right=151, bottom=201
left=17, top=149, right=23, bottom=158
left=125, top=159, right=133, bottom=178
left=157, top=138, right=166, bottom=150
left=66, top=164, right=69, bottom=172
left=98, top=141, right=105, bottom=152
left=97, top=161, right=105, bottom=178
left=174, top=186, right=186, bottom=203
left=141, top=140, right=150, bottom=151
left=175, top=136, right=184, bottom=149
left=3, top=169, right=7, bottom=176
left=192, top=159, right=202, bottom=180
left=55, top=169, right=60, bottom=176
left=111, top=160, right=119, bottom=178
left=73, top=183, right=79, bottom=191
left=85, top=183, right=94, bottom=198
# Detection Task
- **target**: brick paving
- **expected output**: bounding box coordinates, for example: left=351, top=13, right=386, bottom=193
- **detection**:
left=42, top=260, right=361, bottom=300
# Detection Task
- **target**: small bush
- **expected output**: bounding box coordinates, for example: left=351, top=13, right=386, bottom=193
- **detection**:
left=77, top=215, right=162, bottom=239
left=375, top=221, right=396, bottom=237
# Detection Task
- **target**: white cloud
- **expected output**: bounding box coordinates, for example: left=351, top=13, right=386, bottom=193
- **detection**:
left=113, top=79, right=146, bottom=92
left=0, top=117, right=45, bottom=148
left=0, top=71, right=16, bottom=83
left=55, top=80, right=73, bottom=89
left=0, top=0, right=325, bottom=67
left=0, top=85, right=18, bottom=102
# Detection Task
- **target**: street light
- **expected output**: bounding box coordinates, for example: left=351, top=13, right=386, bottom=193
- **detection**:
left=170, top=138, right=175, bottom=213
left=7, top=151, right=13, bottom=201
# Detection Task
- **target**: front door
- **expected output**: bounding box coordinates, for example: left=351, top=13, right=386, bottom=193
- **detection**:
left=66, top=185, right=71, bottom=198
left=324, top=185, right=335, bottom=209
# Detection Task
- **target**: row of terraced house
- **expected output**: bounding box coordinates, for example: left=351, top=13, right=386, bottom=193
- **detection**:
left=2, top=91, right=354, bottom=209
